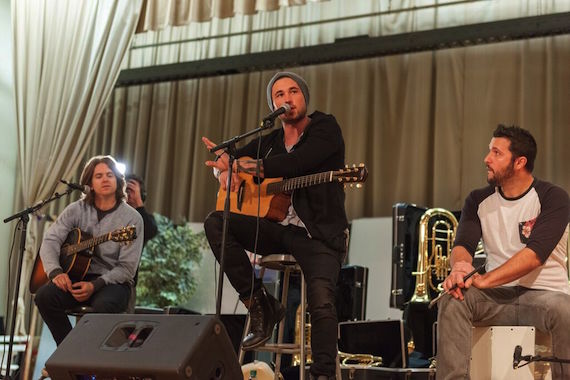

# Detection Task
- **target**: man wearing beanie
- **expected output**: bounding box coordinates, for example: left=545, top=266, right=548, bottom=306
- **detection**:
left=203, top=71, right=348, bottom=380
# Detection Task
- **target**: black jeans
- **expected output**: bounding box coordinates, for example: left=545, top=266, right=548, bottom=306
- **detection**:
left=34, top=278, right=130, bottom=345
left=204, top=211, right=344, bottom=377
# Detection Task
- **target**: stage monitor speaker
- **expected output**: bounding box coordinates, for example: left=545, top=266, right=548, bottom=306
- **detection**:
left=46, top=314, right=242, bottom=380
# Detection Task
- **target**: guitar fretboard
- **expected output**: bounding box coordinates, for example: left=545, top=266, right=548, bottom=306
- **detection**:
left=62, top=233, right=111, bottom=257
left=266, top=171, right=334, bottom=194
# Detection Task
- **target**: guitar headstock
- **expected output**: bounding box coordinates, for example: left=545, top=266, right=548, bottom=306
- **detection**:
left=111, top=225, right=137, bottom=243
left=334, top=164, right=368, bottom=188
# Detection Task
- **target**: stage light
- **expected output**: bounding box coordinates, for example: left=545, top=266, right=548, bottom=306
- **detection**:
left=116, top=162, right=126, bottom=175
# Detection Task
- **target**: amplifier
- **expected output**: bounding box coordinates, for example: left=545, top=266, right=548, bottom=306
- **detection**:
left=336, top=265, right=368, bottom=321
left=46, top=314, right=241, bottom=379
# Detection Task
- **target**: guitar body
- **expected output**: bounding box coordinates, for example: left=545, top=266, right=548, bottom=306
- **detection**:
left=215, top=161, right=368, bottom=222
left=29, top=228, right=94, bottom=294
left=216, top=172, right=292, bottom=222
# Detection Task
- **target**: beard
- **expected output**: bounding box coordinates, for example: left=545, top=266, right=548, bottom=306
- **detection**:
left=487, top=160, right=515, bottom=186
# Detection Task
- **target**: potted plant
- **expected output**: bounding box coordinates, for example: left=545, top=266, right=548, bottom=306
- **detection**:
left=136, top=213, right=206, bottom=308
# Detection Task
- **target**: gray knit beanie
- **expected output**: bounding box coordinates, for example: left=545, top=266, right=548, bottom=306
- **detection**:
left=266, top=71, right=310, bottom=111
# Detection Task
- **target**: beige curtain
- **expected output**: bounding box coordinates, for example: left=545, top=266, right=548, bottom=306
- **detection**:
left=11, top=0, right=142, bottom=332
left=85, top=35, right=570, bottom=224
left=136, top=0, right=330, bottom=32
left=128, top=0, right=569, bottom=68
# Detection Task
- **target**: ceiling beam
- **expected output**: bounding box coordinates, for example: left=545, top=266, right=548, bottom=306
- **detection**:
left=116, top=12, right=570, bottom=87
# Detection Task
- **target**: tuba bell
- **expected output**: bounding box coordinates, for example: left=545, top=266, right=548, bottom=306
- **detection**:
left=410, top=208, right=458, bottom=303
left=292, top=304, right=312, bottom=366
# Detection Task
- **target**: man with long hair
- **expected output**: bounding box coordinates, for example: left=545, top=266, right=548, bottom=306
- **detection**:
left=35, top=155, right=144, bottom=345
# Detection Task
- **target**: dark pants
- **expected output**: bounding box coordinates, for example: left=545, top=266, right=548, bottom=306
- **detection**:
left=204, top=211, right=344, bottom=377
left=34, top=279, right=130, bottom=345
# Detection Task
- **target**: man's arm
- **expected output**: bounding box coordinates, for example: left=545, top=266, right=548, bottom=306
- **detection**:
left=39, top=202, right=80, bottom=291
left=137, top=207, right=158, bottom=243
left=472, top=248, right=542, bottom=289
left=443, top=246, right=474, bottom=300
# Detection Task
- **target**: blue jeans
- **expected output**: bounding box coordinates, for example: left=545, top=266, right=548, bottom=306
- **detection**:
left=436, top=286, right=570, bottom=379
left=204, top=211, right=345, bottom=378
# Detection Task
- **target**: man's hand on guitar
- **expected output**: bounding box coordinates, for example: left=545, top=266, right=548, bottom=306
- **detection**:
left=218, top=170, right=242, bottom=192
left=52, top=273, right=73, bottom=292
left=70, top=281, right=94, bottom=302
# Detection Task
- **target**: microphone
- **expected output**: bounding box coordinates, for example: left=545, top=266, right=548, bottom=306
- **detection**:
left=513, top=345, right=522, bottom=369
left=60, top=179, right=90, bottom=194
left=263, top=103, right=291, bottom=122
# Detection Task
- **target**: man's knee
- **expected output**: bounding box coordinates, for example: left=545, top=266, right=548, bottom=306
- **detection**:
left=34, top=283, right=58, bottom=311
left=437, top=292, right=472, bottom=325
left=204, top=211, right=223, bottom=240
left=90, top=285, right=130, bottom=313
left=544, top=292, right=570, bottom=325
left=90, top=296, right=127, bottom=313
left=307, top=278, right=337, bottom=318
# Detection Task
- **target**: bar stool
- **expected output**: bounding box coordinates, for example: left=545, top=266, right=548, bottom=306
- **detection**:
left=239, top=254, right=309, bottom=380
left=65, top=305, right=96, bottom=320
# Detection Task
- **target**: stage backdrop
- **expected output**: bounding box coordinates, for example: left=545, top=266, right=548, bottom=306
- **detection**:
left=76, top=34, right=570, bottom=224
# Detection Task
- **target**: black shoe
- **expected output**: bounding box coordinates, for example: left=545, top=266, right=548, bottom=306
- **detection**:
left=242, top=288, right=286, bottom=349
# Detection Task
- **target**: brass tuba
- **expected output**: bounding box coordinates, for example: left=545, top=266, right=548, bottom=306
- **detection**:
left=292, top=304, right=312, bottom=366
left=410, top=208, right=458, bottom=303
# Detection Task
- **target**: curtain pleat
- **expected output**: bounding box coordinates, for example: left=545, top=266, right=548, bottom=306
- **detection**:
left=11, top=0, right=142, bottom=331
left=136, top=0, right=329, bottom=32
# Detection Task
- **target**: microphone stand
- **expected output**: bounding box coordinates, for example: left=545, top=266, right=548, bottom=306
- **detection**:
left=210, top=118, right=275, bottom=318
left=1, top=188, right=73, bottom=380
left=513, top=346, right=570, bottom=370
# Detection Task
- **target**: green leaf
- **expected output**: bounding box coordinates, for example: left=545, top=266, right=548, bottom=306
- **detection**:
left=137, top=213, right=205, bottom=308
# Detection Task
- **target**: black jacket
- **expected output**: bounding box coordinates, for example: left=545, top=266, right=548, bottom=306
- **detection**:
left=235, top=111, right=349, bottom=252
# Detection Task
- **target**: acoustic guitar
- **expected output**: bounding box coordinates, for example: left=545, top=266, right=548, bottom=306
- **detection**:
left=216, top=161, right=368, bottom=221
left=29, top=226, right=137, bottom=294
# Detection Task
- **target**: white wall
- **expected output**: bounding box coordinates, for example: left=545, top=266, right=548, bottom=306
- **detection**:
left=0, top=0, right=19, bottom=324
left=347, top=217, right=403, bottom=321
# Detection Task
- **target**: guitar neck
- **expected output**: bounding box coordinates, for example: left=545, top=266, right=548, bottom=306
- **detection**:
left=62, top=233, right=112, bottom=257
left=266, top=171, right=335, bottom=194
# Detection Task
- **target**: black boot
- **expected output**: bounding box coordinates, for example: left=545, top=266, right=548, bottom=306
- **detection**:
left=242, top=288, right=286, bottom=349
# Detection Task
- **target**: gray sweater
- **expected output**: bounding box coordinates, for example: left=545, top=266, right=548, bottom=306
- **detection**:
left=39, top=199, right=144, bottom=290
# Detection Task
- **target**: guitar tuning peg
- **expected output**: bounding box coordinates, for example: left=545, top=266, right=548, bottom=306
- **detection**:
left=356, top=184, right=363, bottom=188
